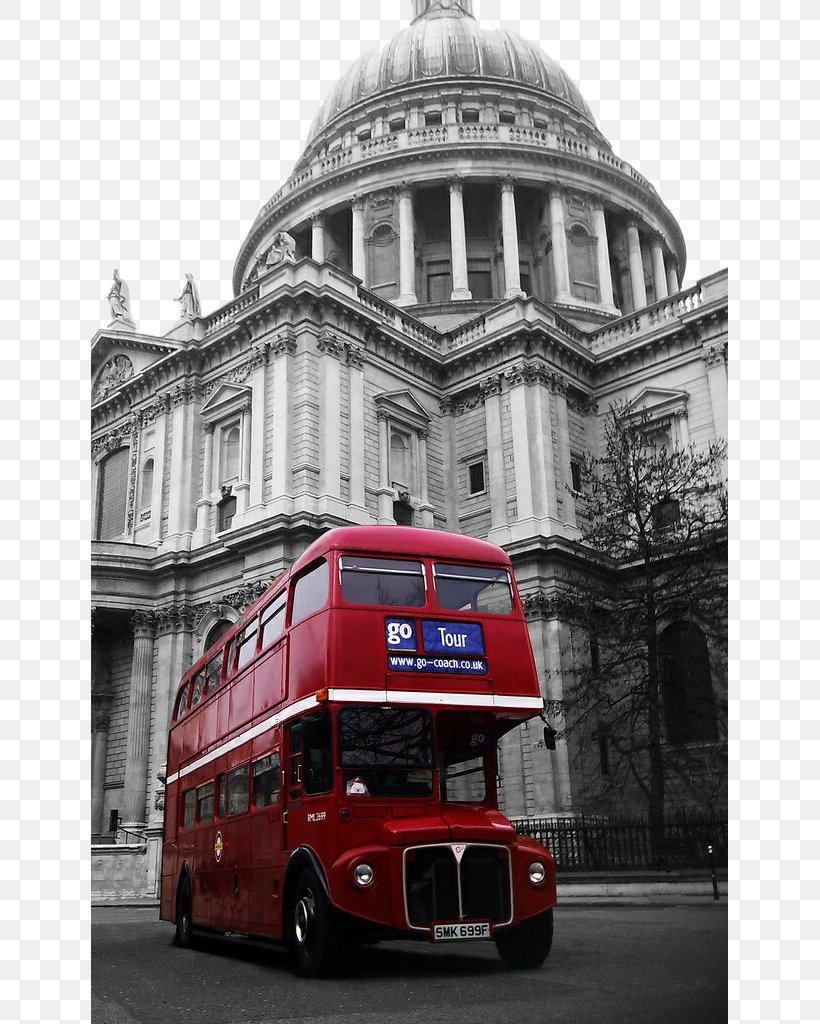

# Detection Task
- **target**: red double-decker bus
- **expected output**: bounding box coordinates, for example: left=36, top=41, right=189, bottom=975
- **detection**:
left=160, top=526, right=556, bottom=975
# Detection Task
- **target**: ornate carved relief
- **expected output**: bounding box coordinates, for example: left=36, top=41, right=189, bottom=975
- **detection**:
left=92, top=355, right=134, bottom=404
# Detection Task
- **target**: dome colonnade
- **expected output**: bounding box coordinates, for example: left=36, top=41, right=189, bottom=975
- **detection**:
left=235, top=0, right=684, bottom=325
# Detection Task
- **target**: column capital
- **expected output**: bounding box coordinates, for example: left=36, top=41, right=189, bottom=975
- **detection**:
left=351, top=194, right=366, bottom=212
left=310, top=212, right=325, bottom=226
left=131, top=610, right=156, bottom=639
left=627, top=217, right=640, bottom=232
left=439, top=396, right=454, bottom=416
left=500, top=174, right=516, bottom=193
left=346, top=345, right=366, bottom=369
left=447, top=176, right=464, bottom=194
left=398, top=180, right=414, bottom=199
left=93, top=709, right=112, bottom=733
left=703, top=342, right=728, bottom=367
left=203, top=420, right=215, bottom=434
left=317, top=330, right=344, bottom=359
left=418, top=428, right=428, bottom=442
left=376, top=408, right=389, bottom=422
left=479, top=373, right=504, bottom=400
left=549, top=372, right=569, bottom=396
left=548, top=183, right=564, bottom=200
left=269, top=326, right=297, bottom=357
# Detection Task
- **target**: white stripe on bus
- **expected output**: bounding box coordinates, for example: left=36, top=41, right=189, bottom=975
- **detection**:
left=165, top=690, right=543, bottom=785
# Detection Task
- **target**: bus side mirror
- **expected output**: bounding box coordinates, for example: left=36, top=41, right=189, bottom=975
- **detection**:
left=543, top=724, right=557, bottom=751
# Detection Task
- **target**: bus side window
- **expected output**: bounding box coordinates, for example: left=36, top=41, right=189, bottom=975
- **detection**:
left=175, top=683, right=190, bottom=721
left=252, top=752, right=281, bottom=808
left=197, top=782, right=214, bottom=824
left=190, top=672, right=206, bottom=709
left=291, top=560, right=329, bottom=625
left=303, top=712, right=332, bottom=795
left=205, top=652, right=222, bottom=693
left=219, top=765, right=249, bottom=816
left=182, top=789, right=196, bottom=829
left=235, top=619, right=259, bottom=672
left=261, top=598, right=286, bottom=649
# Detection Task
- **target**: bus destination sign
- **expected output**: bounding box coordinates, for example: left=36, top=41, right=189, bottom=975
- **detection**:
left=385, top=618, right=487, bottom=674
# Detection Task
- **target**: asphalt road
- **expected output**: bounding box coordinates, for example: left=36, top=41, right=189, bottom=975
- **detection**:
left=92, top=904, right=726, bottom=1024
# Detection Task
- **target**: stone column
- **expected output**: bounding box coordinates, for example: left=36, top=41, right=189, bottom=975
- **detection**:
left=148, top=397, right=168, bottom=545
left=439, top=398, right=459, bottom=532
left=666, top=259, right=680, bottom=295
left=121, top=612, right=156, bottom=829
left=233, top=400, right=252, bottom=516
left=551, top=374, right=580, bottom=535
left=548, top=188, right=571, bottom=303
left=500, top=176, right=523, bottom=299
left=351, top=197, right=367, bottom=283
left=311, top=215, right=325, bottom=263
left=91, top=698, right=113, bottom=834
left=417, top=429, right=434, bottom=528
left=269, top=330, right=296, bottom=510
left=626, top=220, right=648, bottom=310
left=591, top=203, right=617, bottom=310
left=247, top=349, right=267, bottom=519
left=318, top=334, right=343, bottom=515
left=165, top=384, right=196, bottom=552
left=704, top=343, right=728, bottom=443
left=347, top=348, right=368, bottom=519
left=376, top=411, right=394, bottom=524
left=545, top=618, right=573, bottom=813
left=397, top=185, right=418, bottom=306
left=673, top=409, right=690, bottom=448
left=448, top=178, right=471, bottom=300
left=481, top=375, right=508, bottom=541
left=650, top=235, right=669, bottom=301
left=530, top=376, right=560, bottom=530
left=192, top=421, right=215, bottom=547
left=507, top=366, right=535, bottom=528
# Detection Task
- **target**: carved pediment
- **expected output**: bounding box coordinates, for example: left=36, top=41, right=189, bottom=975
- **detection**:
left=375, top=389, right=431, bottom=430
left=623, top=387, right=688, bottom=422
left=200, top=382, right=252, bottom=421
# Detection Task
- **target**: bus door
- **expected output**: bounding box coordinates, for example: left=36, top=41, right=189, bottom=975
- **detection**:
left=283, top=711, right=335, bottom=858
left=247, top=747, right=283, bottom=935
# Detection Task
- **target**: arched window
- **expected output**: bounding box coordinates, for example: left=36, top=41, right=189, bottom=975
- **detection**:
left=567, top=224, right=599, bottom=304
left=96, top=447, right=129, bottom=540
left=660, top=622, right=719, bottom=744
left=220, top=425, right=240, bottom=483
left=205, top=619, right=233, bottom=652
left=390, top=431, right=409, bottom=489
left=139, top=458, right=154, bottom=510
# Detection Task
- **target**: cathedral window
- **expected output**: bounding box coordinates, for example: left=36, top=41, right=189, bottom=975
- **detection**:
left=139, top=458, right=154, bottom=511
left=468, top=460, right=486, bottom=496
left=499, top=110, right=516, bottom=125
left=426, top=260, right=452, bottom=302
left=220, top=423, right=240, bottom=485
left=95, top=447, right=129, bottom=540
left=217, top=493, right=236, bottom=533
left=461, top=108, right=480, bottom=123
left=424, top=110, right=442, bottom=126
left=467, top=258, right=492, bottom=299
left=390, top=430, right=410, bottom=490
left=388, top=115, right=406, bottom=133
left=660, top=622, right=719, bottom=745
left=567, top=224, right=599, bottom=304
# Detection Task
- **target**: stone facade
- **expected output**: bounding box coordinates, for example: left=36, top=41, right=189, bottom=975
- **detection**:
left=91, top=1, right=727, bottom=862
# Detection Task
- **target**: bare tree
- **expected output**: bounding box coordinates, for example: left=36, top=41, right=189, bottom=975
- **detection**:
left=564, top=402, right=727, bottom=862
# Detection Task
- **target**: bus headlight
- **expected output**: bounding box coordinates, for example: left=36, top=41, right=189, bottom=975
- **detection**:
left=528, top=861, right=546, bottom=885
left=353, top=862, right=374, bottom=887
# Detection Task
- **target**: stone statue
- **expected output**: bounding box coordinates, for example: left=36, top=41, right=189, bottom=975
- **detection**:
left=174, top=273, right=201, bottom=319
left=266, top=230, right=297, bottom=268
left=107, top=269, right=134, bottom=327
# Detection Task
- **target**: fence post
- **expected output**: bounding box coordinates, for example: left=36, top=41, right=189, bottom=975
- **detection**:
left=708, top=844, right=719, bottom=901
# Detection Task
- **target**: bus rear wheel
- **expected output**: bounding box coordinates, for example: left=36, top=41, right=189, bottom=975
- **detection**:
left=289, top=866, right=345, bottom=977
left=175, top=877, right=193, bottom=948
left=494, top=908, right=553, bottom=969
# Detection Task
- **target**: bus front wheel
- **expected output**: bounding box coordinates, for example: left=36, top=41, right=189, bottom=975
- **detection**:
left=174, top=877, right=193, bottom=948
left=494, top=909, right=553, bottom=969
left=289, top=866, right=345, bottom=977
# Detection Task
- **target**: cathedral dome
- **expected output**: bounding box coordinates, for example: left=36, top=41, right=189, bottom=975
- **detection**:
left=303, top=0, right=596, bottom=154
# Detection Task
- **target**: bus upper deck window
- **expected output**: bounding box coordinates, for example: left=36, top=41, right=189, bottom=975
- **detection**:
left=190, top=672, right=206, bottom=709
left=339, top=556, right=426, bottom=608
left=175, top=682, right=190, bottom=720
left=434, top=563, right=513, bottom=614
left=235, top=619, right=259, bottom=672
left=205, top=652, right=222, bottom=692
left=261, top=598, right=286, bottom=648
left=291, top=560, right=330, bottom=624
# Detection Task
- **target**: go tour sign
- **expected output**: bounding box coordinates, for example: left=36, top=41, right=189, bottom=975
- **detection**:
left=385, top=618, right=487, bottom=675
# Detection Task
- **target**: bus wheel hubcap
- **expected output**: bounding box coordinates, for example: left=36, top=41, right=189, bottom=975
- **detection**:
left=295, top=891, right=315, bottom=946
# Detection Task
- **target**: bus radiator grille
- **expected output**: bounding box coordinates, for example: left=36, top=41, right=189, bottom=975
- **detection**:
left=404, top=845, right=511, bottom=928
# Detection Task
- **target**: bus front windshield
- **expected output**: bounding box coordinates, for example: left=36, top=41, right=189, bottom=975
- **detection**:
left=338, top=707, right=434, bottom=798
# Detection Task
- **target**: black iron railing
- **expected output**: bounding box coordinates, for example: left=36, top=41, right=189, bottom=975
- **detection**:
left=511, top=812, right=727, bottom=872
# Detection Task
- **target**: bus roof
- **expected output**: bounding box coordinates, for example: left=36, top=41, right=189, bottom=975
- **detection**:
left=289, top=526, right=512, bottom=577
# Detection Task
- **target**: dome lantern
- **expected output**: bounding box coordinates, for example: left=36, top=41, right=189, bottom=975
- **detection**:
left=411, top=0, right=474, bottom=19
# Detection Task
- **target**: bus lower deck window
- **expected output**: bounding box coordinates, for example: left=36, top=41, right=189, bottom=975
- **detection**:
left=338, top=706, right=434, bottom=797
left=340, top=556, right=426, bottom=608
left=433, top=563, right=513, bottom=614
left=197, top=782, right=214, bottom=824
left=182, top=790, right=196, bottom=829
left=219, top=765, right=249, bottom=817
left=252, top=753, right=280, bottom=808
